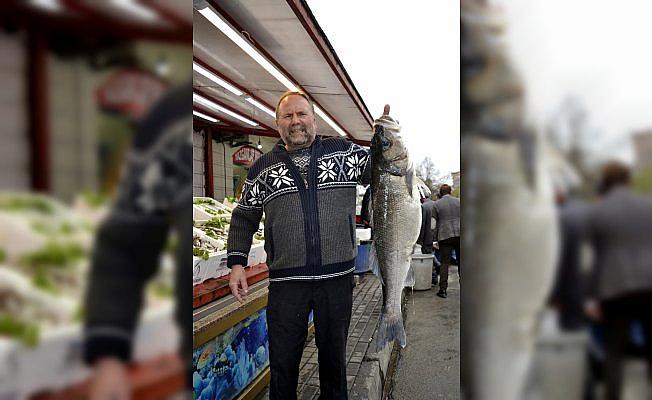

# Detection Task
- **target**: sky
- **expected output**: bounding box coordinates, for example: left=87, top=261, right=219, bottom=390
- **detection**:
left=497, top=0, right=652, bottom=165
left=306, top=1, right=460, bottom=175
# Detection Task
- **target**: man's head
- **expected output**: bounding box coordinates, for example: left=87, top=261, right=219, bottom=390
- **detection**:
left=439, top=184, right=452, bottom=198
left=598, top=161, right=630, bottom=195
left=275, top=91, right=317, bottom=151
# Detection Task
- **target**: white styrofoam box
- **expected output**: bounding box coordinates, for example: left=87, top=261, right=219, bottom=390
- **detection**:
left=193, top=250, right=229, bottom=285
left=247, top=242, right=267, bottom=266
left=0, top=302, right=177, bottom=399
left=192, top=227, right=225, bottom=253
left=356, top=228, right=371, bottom=242
left=192, top=242, right=266, bottom=286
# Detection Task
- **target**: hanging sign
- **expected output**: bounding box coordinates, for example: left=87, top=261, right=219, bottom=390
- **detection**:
left=232, top=145, right=263, bottom=167
left=96, top=69, right=168, bottom=120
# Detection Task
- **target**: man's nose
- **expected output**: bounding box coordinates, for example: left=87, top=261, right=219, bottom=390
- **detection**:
left=290, top=113, right=301, bottom=124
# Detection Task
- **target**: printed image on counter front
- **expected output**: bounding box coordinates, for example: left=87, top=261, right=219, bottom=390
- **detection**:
left=193, top=308, right=269, bottom=400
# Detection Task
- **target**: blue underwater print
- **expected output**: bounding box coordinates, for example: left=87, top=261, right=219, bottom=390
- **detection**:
left=193, top=308, right=269, bottom=400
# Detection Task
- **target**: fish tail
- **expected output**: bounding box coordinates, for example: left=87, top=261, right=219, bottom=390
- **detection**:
left=375, top=313, right=406, bottom=349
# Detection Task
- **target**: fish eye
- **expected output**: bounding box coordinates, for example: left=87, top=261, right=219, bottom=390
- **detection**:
left=381, top=137, right=391, bottom=150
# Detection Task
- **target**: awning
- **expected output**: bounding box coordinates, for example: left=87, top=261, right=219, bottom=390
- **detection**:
left=0, top=1, right=191, bottom=43
left=193, top=0, right=373, bottom=145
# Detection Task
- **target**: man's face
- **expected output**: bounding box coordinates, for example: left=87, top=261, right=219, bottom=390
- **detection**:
left=276, top=95, right=317, bottom=150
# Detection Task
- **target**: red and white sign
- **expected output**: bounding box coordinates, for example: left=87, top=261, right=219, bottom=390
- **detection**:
left=232, top=145, right=263, bottom=167
left=96, top=69, right=168, bottom=120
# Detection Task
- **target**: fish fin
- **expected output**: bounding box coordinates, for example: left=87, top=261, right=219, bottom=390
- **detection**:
left=368, top=244, right=384, bottom=285
left=414, top=176, right=431, bottom=198
left=404, top=263, right=415, bottom=288
left=375, top=313, right=407, bottom=350
left=405, top=166, right=414, bottom=198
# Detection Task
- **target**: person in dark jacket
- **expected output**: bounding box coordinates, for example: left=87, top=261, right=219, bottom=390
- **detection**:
left=417, top=194, right=441, bottom=284
left=228, top=92, right=376, bottom=400
left=549, top=188, right=589, bottom=331
left=433, top=184, right=460, bottom=298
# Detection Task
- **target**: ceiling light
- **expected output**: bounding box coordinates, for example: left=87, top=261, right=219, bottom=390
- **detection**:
left=29, top=0, right=61, bottom=12
left=314, top=106, right=347, bottom=137
left=193, top=62, right=244, bottom=96
left=110, top=0, right=159, bottom=22
left=193, top=110, right=218, bottom=123
left=197, top=7, right=299, bottom=92
left=196, top=5, right=351, bottom=138
left=193, top=93, right=258, bottom=127
left=257, top=138, right=263, bottom=150
left=245, top=97, right=276, bottom=118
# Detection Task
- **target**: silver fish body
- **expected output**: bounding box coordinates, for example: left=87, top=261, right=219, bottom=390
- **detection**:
left=462, top=135, right=558, bottom=400
left=461, top=2, right=559, bottom=398
left=370, top=115, right=422, bottom=349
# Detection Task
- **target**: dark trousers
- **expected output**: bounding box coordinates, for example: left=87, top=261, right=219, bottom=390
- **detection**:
left=438, top=236, right=460, bottom=291
left=600, top=291, right=652, bottom=400
left=267, top=273, right=355, bottom=400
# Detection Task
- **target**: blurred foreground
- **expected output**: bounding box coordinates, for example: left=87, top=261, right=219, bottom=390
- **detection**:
left=461, top=1, right=652, bottom=399
left=0, top=1, right=191, bottom=398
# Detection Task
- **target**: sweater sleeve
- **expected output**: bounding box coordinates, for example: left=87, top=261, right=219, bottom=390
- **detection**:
left=83, top=83, right=192, bottom=365
left=227, top=171, right=264, bottom=268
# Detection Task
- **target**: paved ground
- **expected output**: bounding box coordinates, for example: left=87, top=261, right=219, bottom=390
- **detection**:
left=256, top=273, right=384, bottom=399
left=388, top=265, right=461, bottom=400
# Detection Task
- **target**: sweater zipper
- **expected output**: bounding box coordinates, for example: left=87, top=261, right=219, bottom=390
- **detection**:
left=277, top=141, right=321, bottom=272
left=307, top=143, right=321, bottom=271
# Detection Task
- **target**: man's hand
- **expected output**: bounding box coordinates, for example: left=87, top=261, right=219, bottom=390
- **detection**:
left=229, top=265, right=249, bottom=303
left=89, top=357, right=130, bottom=400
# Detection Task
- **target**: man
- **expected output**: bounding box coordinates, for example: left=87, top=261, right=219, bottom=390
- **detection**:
left=228, top=92, right=372, bottom=400
left=417, top=193, right=441, bottom=285
left=584, top=161, right=652, bottom=400
left=433, top=184, right=460, bottom=298
left=549, top=187, right=589, bottom=332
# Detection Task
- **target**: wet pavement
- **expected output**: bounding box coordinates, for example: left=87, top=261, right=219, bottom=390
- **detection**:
left=388, top=265, right=461, bottom=400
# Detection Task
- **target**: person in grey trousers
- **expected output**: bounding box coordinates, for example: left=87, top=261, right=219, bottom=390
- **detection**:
left=433, top=184, right=460, bottom=298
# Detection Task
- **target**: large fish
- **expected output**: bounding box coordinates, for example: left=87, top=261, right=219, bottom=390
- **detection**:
left=369, top=108, right=422, bottom=349
left=461, top=2, right=558, bottom=399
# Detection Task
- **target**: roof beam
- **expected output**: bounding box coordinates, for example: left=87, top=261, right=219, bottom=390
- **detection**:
left=202, top=0, right=355, bottom=140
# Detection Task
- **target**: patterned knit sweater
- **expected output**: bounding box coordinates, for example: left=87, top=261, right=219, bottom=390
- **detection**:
left=227, top=136, right=370, bottom=281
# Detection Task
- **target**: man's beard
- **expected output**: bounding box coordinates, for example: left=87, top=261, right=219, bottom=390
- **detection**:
left=284, top=124, right=316, bottom=147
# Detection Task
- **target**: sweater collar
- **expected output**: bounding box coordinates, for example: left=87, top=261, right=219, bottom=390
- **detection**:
left=273, top=135, right=322, bottom=154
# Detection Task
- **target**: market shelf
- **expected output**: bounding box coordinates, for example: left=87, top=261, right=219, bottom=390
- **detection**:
left=192, top=262, right=269, bottom=309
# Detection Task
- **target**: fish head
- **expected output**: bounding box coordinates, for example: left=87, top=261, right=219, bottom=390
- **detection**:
left=372, top=115, right=410, bottom=173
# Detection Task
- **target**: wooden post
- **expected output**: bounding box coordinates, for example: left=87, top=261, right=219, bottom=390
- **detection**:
left=204, top=129, right=214, bottom=198
left=27, top=32, right=49, bottom=191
